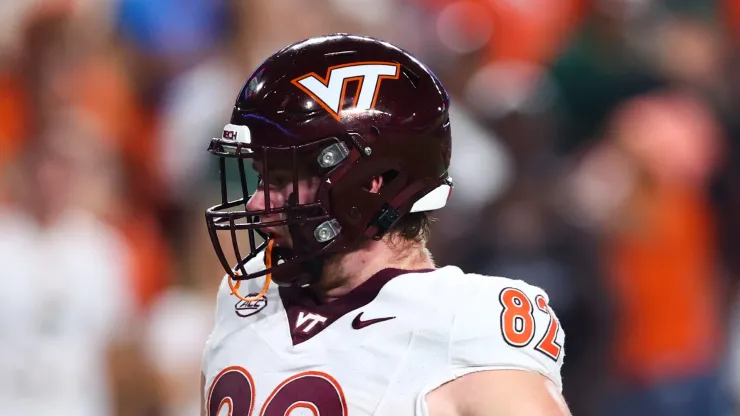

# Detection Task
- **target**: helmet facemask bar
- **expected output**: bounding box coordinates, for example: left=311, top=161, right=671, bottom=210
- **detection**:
left=205, top=134, right=347, bottom=284
left=206, top=153, right=267, bottom=281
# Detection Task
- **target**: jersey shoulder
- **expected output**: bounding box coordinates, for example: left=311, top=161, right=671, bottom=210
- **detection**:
left=447, top=271, right=566, bottom=391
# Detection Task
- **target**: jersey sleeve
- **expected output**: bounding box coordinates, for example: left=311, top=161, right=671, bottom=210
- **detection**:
left=449, top=277, right=565, bottom=391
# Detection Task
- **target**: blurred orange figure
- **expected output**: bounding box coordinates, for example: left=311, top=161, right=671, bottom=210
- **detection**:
left=595, top=92, right=727, bottom=415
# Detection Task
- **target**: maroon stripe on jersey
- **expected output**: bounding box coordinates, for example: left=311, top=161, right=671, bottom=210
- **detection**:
left=279, top=267, right=435, bottom=345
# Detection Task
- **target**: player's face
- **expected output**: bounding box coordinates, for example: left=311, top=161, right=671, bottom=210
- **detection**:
left=246, top=160, right=321, bottom=248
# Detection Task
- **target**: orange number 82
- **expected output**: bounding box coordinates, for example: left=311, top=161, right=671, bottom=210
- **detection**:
left=499, top=287, right=562, bottom=361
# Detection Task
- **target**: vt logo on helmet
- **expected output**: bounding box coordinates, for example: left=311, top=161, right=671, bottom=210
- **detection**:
left=205, top=34, right=453, bottom=291
left=291, top=62, right=400, bottom=120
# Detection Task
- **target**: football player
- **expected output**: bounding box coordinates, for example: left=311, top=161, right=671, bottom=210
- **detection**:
left=201, top=34, right=569, bottom=416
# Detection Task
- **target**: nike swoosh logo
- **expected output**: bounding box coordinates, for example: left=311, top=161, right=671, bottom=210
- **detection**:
left=352, top=312, right=396, bottom=330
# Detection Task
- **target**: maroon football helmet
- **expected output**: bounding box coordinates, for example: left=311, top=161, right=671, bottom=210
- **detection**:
left=206, top=34, right=452, bottom=287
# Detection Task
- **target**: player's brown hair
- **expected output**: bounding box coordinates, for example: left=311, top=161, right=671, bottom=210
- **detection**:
left=390, top=211, right=432, bottom=243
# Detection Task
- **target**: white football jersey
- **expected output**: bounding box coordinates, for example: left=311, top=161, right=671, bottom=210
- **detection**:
left=202, top=252, right=565, bottom=416
left=0, top=209, right=133, bottom=416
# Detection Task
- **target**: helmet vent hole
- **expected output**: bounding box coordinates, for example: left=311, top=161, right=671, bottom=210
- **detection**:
left=370, top=126, right=380, bottom=136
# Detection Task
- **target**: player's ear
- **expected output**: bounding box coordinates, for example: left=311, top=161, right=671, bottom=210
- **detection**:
left=362, top=176, right=384, bottom=193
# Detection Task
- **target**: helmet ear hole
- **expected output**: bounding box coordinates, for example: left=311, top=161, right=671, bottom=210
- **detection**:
left=361, top=170, right=400, bottom=193
left=361, top=176, right=383, bottom=193
left=382, top=170, right=400, bottom=182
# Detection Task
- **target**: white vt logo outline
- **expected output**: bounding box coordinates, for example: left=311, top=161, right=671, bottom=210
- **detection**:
left=295, top=311, right=328, bottom=333
left=291, top=61, right=400, bottom=120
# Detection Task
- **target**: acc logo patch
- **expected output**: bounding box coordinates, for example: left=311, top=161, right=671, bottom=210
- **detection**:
left=234, top=294, right=268, bottom=318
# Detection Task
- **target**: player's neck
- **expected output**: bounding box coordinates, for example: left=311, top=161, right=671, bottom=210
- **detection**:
left=317, top=237, right=434, bottom=302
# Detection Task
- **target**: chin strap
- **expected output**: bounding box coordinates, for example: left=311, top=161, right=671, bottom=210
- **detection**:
left=228, top=239, right=274, bottom=302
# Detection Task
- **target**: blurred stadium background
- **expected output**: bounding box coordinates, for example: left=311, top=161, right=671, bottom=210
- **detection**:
left=1, top=0, right=739, bottom=415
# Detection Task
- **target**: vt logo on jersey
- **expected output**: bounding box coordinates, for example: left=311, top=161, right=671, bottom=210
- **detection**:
left=234, top=294, right=268, bottom=318
left=291, top=62, right=400, bottom=121
left=295, top=311, right=328, bottom=333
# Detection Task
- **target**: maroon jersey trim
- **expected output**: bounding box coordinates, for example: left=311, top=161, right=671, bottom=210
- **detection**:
left=279, top=268, right=435, bottom=345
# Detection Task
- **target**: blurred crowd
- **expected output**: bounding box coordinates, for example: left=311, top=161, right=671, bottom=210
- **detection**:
left=0, top=0, right=739, bottom=415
